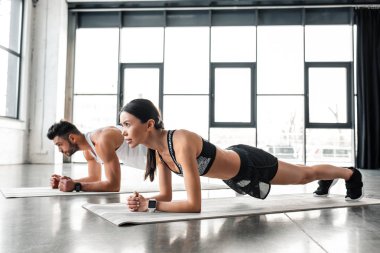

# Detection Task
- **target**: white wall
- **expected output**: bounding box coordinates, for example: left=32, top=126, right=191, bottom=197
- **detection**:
left=28, top=0, right=67, bottom=164
left=0, top=120, right=28, bottom=164
left=0, top=0, right=67, bottom=164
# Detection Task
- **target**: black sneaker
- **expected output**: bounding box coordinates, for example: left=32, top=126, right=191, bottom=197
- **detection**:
left=313, top=179, right=338, bottom=197
left=345, top=167, right=364, bottom=201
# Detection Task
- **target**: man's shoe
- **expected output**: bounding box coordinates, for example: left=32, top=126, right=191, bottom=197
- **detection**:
left=313, top=179, right=338, bottom=197
left=345, top=167, right=364, bottom=201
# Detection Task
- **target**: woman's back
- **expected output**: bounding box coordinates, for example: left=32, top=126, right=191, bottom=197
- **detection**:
left=161, top=129, right=241, bottom=180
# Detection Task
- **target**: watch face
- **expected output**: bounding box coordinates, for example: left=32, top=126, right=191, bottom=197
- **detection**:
left=75, top=183, right=81, bottom=192
left=148, top=200, right=156, bottom=208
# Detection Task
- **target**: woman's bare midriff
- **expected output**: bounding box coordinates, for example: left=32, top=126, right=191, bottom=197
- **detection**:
left=204, top=148, right=241, bottom=180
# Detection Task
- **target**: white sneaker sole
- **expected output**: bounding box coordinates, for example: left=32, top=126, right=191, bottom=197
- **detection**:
left=313, top=179, right=339, bottom=197
left=345, top=189, right=364, bottom=202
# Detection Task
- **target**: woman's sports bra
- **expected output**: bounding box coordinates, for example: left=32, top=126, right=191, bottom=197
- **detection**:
left=157, top=130, right=216, bottom=176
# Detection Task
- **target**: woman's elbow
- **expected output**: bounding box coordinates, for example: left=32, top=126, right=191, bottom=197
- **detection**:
left=111, top=186, right=120, bottom=192
left=160, top=192, right=172, bottom=202
left=188, top=203, right=201, bottom=213
left=107, top=182, right=120, bottom=192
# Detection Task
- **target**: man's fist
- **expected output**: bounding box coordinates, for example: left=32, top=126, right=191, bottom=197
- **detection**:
left=58, top=176, right=75, bottom=192
left=50, top=174, right=61, bottom=189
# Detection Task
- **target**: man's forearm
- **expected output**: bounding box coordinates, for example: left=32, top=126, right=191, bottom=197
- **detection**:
left=73, top=176, right=101, bottom=183
left=79, top=180, right=120, bottom=192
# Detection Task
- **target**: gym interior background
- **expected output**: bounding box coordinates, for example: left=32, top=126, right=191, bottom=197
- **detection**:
left=1, top=0, right=379, bottom=252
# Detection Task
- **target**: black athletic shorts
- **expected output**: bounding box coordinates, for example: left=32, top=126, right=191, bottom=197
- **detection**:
left=223, top=144, right=278, bottom=199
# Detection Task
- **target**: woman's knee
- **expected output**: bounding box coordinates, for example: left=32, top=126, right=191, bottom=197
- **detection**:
left=298, top=167, right=317, bottom=184
left=274, top=162, right=316, bottom=185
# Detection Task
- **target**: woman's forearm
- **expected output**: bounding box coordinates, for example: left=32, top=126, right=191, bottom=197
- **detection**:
left=156, top=200, right=201, bottom=213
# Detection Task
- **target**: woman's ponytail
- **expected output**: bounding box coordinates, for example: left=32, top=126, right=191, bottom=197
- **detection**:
left=145, top=148, right=157, bottom=182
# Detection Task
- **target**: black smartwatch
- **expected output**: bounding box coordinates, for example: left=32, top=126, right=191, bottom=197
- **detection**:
left=74, top=182, right=82, bottom=192
left=148, top=199, right=157, bottom=212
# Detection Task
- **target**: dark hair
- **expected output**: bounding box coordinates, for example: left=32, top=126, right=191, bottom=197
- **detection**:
left=120, top=99, right=164, bottom=182
left=47, top=120, right=81, bottom=140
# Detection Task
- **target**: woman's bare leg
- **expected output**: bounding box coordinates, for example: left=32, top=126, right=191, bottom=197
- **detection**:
left=270, top=160, right=353, bottom=185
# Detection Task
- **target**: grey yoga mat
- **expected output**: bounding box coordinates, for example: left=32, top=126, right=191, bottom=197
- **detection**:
left=82, top=193, right=380, bottom=226
left=1, top=182, right=229, bottom=198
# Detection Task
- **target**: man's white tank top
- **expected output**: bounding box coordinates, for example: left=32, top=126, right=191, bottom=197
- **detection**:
left=84, top=128, right=147, bottom=170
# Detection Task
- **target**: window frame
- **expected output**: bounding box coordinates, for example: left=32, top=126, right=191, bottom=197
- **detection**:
left=305, top=62, right=353, bottom=128
left=0, top=0, right=24, bottom=119
left=118, top=63, right=164, bottom=114
left=210, top=62, right=256, bottom=128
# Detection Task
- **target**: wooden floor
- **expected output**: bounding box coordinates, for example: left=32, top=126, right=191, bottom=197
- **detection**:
left=1, top=164, right=380, bottom=253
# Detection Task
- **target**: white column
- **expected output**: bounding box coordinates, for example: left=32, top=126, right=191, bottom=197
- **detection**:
left=28, top=0, right=68, bottom=163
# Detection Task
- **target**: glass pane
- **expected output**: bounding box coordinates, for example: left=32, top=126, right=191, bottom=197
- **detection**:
left=0, top=49, right=19, bottom=117
left=214, top=68, right=251, bottom=122
left=120, top=27, right=164, bottom=63
left=306, top=129, right=353, bottom=166
left=306, top=25, right=352, bottom=62
left=353, top=25, right=357, bottom=95
left=309, top=67, right=347, bottom=123
left=211, top=26, right=256, bottom=62
left=354, top=96, right=357, bottom=154
left=257, top=26, right=304, bottom=94
left=72, top=95, right=117, bottom=162
left=257, top=96, right=304, bottom=163
left=0, top=0, right=22, bottom=52
left=163, top=95, right=209, bottom=139
left=74, top=28, right=119, bottom=94
left=123, top=68, right=160, bottom=107
left=210, top=128, right=256, bottom=149
left=164, top=27, right=209, bottom=94
left=73, top=95, right=117, bottom=132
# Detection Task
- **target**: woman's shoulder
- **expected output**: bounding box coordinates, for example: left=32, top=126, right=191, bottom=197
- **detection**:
left=172, top=129, right=199, bottom=140
left=172, top=129, right=203, bottom=150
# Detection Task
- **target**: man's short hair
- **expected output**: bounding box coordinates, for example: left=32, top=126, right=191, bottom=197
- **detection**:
left=47, top=120, right=81, bottom=140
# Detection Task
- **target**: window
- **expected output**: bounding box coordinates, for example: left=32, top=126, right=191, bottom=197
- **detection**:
left=257, top=96, right=304, bottom=163
left=256, top=25, right=304, bottom=162
left=305, top=25, right=353, bottom=62
left=72, top=28, right=119, bottom=162
left=210, top=63, right=255, bottom=127
left=74, top=28, right=119, bottom=95
left=69, top=9, right=355, bottom=165
left=163, top=95, right=209, bottom=139
left=164, top=27, right=209, bottom=94
left=210, top=128, right=256, bottom=149
left=120, top=27, right=164, bottom=63
left=120, top=64, right=162, bottom=109
left=211, top=26, right=256, bottom=62
left=306, top=129, right=353, bottom=166
left=210, top=26, right=256, bottom=129
left=162, top=26, right=210, bottom=139
left=305, top=63, right=352, bottom=128
left=304, top=24, right=353, bottom=165
left=257, top=26, right=304, bottom=94
left=0, top=0, right=23, bottom=118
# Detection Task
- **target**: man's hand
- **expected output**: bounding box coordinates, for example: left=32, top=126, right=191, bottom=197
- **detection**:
left=58, top=176, right=75, bottom=192
left=127, top=192, right=148, bottom=212
left=50, top=174, right=62, bottom=189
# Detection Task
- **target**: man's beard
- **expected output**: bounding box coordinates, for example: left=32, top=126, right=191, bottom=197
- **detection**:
left=66, top=140, right=79, bottom=157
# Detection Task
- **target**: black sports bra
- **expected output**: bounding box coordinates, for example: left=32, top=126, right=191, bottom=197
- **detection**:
left=157, top=130, right=217, bottom=176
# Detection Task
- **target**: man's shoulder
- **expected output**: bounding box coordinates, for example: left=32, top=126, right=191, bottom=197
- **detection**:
left=94, top=127, right=123, bottom=150
left=93, top=126, right=121, bottom=139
